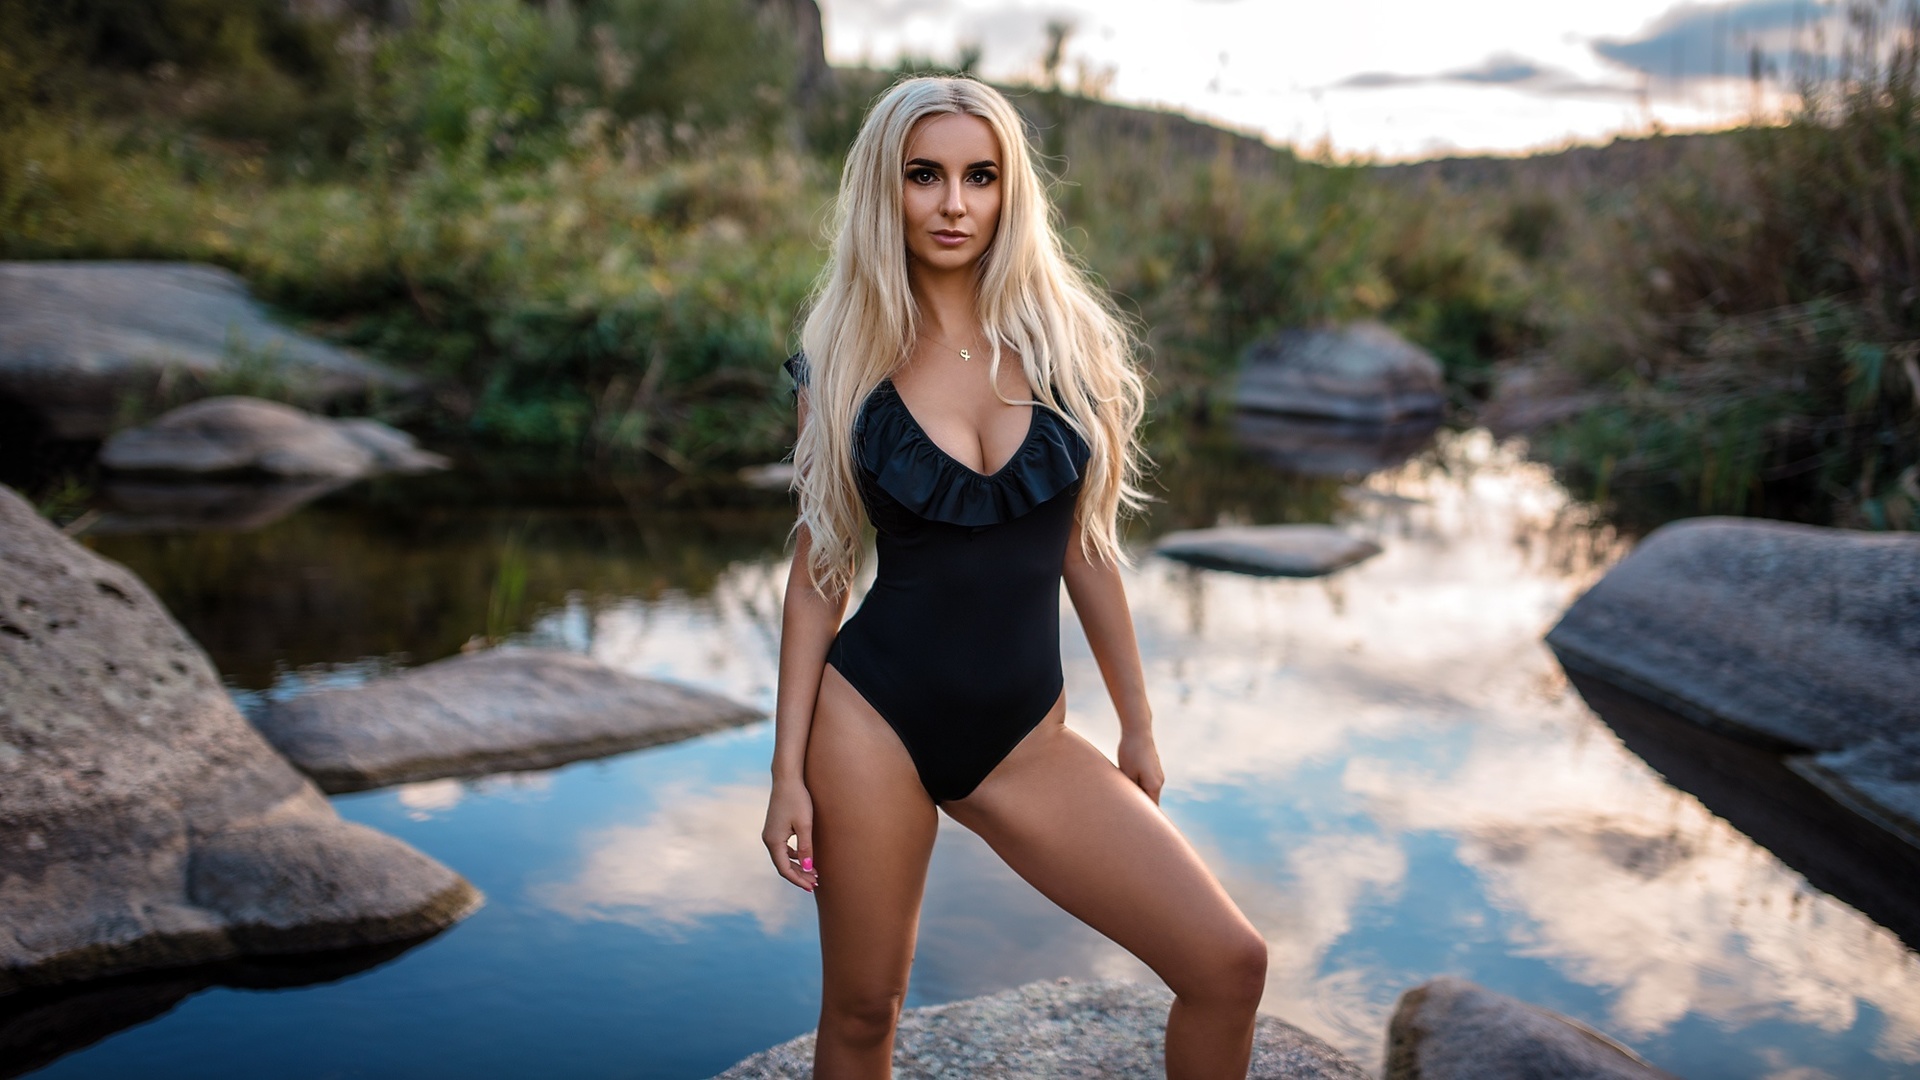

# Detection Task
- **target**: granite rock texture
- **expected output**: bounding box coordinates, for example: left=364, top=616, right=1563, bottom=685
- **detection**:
left=0, top=262, right=407, bottom=439
left=1154, top=525, right=1382, bottom=578
left=1236, top=322, right=1446, bottom=423
left=0, top=485, right=480, bottom=995
left=255, top=648, right=765, bottom=793
left=100, top=397, right=448, bottom=481
left=1547, top=517, right=1920, bottom=844
left=1387, top=977, right=1677, bottom=1079
left=715, top=978, right=1369, bottom=1079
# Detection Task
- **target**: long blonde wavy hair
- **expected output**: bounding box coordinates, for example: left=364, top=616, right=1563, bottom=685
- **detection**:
left=791, top=74, right=1150, bottom=598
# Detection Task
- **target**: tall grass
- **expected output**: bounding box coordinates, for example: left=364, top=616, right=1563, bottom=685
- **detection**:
left=1540, top=0, right=1920, bottom=528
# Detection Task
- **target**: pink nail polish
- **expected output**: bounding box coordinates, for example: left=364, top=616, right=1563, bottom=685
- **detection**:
left=801, top=857, right=813, bottom=872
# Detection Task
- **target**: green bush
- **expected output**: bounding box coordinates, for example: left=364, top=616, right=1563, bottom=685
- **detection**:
left=1539, top=0, right=1920, bottom=528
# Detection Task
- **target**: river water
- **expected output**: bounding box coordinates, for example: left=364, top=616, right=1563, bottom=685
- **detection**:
left=23, top=429, right=1920, bottom=1079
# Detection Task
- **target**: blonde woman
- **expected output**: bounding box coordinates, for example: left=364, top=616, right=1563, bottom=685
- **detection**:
left=762, top=75, right=1268, bottom=1079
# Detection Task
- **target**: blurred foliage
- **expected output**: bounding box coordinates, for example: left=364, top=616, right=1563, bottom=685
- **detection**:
left=1537, top=0, right=1920, bottom=528
left=4, top=0, right=1911, bottom=530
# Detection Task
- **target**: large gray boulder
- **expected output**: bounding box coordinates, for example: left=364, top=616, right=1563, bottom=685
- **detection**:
left=100, top=396, right=448, bottom=480
left=255, top=648, right=765, bottom=794
left=715, top=978, right=1368, bottom=1079
left=0, top=262, right=409, bottom=439
left=1547, top=517, right=1920, bottom=844
left=1236, top=322, right=1446, bottom=423
left=1154, top=525, right=1382, bottom=578
left=1386, top=977, right=1676, bottom=1079
left=0, top=485, right=480, bottom=995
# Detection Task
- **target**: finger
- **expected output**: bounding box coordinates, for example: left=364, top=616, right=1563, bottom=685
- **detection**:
left=765, top=832, right=813, bottom=891
left=795, top=821, right=818, bottom=886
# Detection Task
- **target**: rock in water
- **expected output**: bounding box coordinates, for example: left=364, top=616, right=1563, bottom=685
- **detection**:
left=1547, top=517, right=1920, bottom=845
left=99, top=396, right=448, bottom=481
left=715, top=978, right=1368, bottom=1079
left=1154, top=525, right=1382, bottom=578
left=0, top=262, right=409, bottom=440
left=255, top=649, right=765, bottom=794
left=0, top=485, right=480, bottom=994
left=1386, top=977, right=1677, bottom=1079
left=1236, top=322, right=1445, bottom=423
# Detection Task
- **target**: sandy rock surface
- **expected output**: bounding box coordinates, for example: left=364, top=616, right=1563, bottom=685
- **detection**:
left=255, top=648, right=765, bottom=793
left=1154, top=524, right=1382, bottom=578
left=715, top=978, right=1369, bottom=1079
left=0, top=486, right=480, bottom=995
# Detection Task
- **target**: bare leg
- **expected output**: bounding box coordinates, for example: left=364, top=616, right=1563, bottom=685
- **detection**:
left=806, top=663, right=940, bottom=1080
left=943, top=704, right=1268, bottom=1080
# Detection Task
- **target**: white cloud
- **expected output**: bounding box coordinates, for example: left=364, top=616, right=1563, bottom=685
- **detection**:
left=815, top=0, right=1802, bottom=157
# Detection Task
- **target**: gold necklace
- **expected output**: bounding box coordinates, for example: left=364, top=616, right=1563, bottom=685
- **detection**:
left=920, top=326, right=979, bottom=362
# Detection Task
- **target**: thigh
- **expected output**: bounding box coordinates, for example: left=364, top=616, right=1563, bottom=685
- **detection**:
left=942, top=715, right=1260, bottom=995
left=807, top=662, right=940, bottom=1000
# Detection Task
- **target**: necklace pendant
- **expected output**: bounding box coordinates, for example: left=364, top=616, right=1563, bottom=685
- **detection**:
left=959, top=348, right=971, bottom=362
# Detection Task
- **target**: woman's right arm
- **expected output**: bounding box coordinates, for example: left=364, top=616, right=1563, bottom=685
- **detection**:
left=762, top=387, right=846, bottom=892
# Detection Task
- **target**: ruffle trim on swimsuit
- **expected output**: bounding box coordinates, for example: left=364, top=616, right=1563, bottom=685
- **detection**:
left=857, top=381, right=1091, bottom=528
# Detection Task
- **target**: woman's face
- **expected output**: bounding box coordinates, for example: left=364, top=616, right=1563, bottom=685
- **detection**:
left=899, top=112, right=1003, bottom=274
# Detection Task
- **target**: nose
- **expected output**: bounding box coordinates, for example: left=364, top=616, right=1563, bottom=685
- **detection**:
left=941, top=175, right=965, bottom=218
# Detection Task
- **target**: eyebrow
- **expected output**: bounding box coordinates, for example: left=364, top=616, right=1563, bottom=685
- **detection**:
left=905, top=158, right=1000, bottom=170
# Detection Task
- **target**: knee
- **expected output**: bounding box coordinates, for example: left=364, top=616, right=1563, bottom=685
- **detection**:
left=1176, top=928, right=1268, bottom=1010
left=821, top=986, right=906, bottom=1049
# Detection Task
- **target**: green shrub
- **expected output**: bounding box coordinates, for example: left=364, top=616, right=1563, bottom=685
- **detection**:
left=1540, top=0, right=1920, bottom=528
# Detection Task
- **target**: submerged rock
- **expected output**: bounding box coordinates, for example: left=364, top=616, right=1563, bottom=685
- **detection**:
left=1154, top=525, right=1382, bottom=578
left=0, top=262, right=408, bottom=440
left=88, top=477, right=357, bottom=535
left=1547, top=517, right=1920, bottom=845
left=255, top=648, right=764, bottom=794
left=1386, top=977, right=1676, bottom=1079
left=715, top=978, right=1368, bottom=1079
left=0, top=485, right=480, bottom=995
left=1232, top=411, right=1440, bottom=478
left=1236, top=322, right=1445, bottom=424
left=100, top=396, right=448, bottom=481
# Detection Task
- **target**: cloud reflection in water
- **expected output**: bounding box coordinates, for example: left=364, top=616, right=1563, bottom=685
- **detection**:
left=533, top=432, right=1920, bottom=1075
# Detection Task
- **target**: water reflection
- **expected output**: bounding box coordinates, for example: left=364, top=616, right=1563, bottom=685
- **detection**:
left=535, top=781, right=801, bottom=936
left=30, top=430, right=1920, bottom=1080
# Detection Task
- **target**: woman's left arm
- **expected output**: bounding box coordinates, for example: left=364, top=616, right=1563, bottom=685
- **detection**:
left=1062, top=519, right=1166, bottom=804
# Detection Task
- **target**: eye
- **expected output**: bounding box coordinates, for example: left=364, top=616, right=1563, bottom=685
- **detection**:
left=907, top=167, right=939, bottom=184
left=967, top=169, right=998, bottom=185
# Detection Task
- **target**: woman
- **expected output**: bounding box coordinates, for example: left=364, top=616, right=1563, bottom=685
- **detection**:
left=761, top=74, right=1268, bottom=1079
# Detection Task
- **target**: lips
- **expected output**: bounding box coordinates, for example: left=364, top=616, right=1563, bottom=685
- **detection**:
left=932, top=230, right=971, bottom=246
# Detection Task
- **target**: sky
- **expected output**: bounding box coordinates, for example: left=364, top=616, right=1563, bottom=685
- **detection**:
left=814, top=0, right=1842, bottom=160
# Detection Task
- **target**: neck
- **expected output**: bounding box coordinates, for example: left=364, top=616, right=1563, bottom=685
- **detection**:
left=908, top=262, right=980, bottom=346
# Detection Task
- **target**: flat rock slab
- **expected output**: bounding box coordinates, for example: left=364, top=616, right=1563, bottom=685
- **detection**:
left=715, top=978, right=1368, bottom=1079
left=1236, top=321, right=1445, bottom=423
left=1387, top=977, right=1676, bottom=1080
left=100, top=396, right=448, bottom=481
left=1547, top=517, right=1920, bottom=844
left=1154, top=525, right=1382, bottom=578
left=0, top=262, right=409, bottom=439
left=0, top=485, right=480, bottom=995
left=256, top=649, right=765, bottom=793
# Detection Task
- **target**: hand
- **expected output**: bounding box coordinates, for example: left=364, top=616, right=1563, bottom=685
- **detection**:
left=762, top=776, right=819, bottom=892
left=1117, top=730, right=1165, bottom=805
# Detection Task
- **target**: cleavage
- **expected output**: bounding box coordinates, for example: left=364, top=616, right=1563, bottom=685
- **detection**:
left=890, top=378, right=1035, bottom=477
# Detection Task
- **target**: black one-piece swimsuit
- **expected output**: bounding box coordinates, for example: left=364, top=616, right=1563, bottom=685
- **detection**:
left=785, top=352, right=1092, bottom=802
